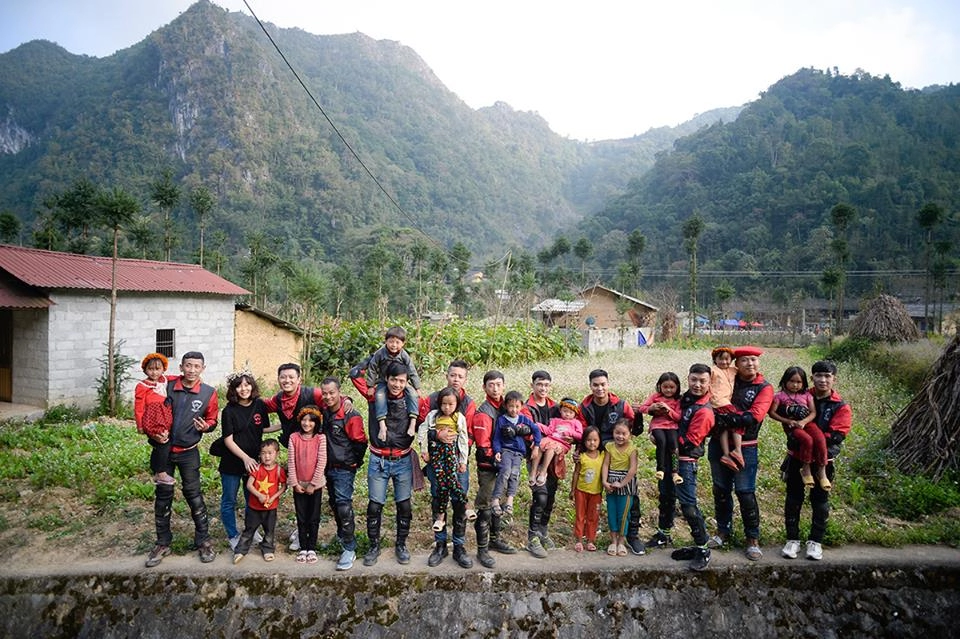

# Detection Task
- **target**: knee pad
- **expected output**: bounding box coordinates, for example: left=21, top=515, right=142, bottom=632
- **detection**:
left=336, top=502, right=355, bottom=531
left=739, top=492, right=760, bottom=530
left=366, top=501, right=383, bottom=537
left=396, top=498, right=412, bottom=520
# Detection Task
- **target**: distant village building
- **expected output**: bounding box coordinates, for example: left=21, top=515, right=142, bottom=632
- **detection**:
left=532, top=285, right=658, bottom=353
left=0, top=245, right=249, bottom=409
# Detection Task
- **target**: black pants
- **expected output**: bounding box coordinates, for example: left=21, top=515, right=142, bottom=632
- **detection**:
left=528, top=474, right=559, bottom=540
left=235, top=508, right=277, bottom=555
left=784, top=456, right=834, bottom=543
left=294, top=489, right=323, bottom=552
left=651, top=429, right=678, bottom=476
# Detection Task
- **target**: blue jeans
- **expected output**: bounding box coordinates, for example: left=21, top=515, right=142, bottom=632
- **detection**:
left=493, top=449, right=524, bottom=501
left=367, top=453, right=413, bottom=504
left=326, top=467, right=358, bottom=551
left=675, top=459, right=699, bottom=507
left=423, top=461, right=469, bottom=542
left=708, top=438, right=760, bottom=539
left=219, top=472, right=250, bottom=539
left=374, top=383, right=419, bottom=421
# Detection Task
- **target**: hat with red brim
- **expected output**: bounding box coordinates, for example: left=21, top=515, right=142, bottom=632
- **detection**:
left=733, top=346, right=763, bottom=358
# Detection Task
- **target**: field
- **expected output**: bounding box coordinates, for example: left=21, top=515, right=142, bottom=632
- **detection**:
left=0, top=345, right=957, bottom=568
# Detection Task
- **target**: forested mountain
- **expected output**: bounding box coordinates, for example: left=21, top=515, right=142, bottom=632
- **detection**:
left=0, top=0, right=724, bottom=266
left=577, top=68, right=960, bottom=309
left=1, top=1, right=956, bottom=321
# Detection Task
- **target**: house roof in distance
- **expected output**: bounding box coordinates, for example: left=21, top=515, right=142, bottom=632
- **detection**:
left=0, top=244, right=250, bottom=296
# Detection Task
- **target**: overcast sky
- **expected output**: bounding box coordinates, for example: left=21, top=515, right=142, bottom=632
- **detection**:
left=2, top=1, right=959, bottom=140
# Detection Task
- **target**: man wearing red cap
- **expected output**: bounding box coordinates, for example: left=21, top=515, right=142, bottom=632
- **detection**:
left=707, top=346, right=773, bottom=560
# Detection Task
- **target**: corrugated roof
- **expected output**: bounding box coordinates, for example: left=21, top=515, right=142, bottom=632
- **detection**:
left=531, top=299, right=588, bottom=313
left=0, top=244, right=249, bottom=296
left=0, top=277, right=53, bottom=309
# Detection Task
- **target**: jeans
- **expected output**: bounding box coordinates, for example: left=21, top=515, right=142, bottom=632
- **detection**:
left=374, top=382, right=419, bottom=421
left=709, top=438, right=760, bottom=539
left=326, top=468, right=358, bottom=551
left=493, top=449, right=524, bottom=501
left=367, top=453, right=413, bottom=504
left=676, top=459, right=708, bottom=546
left=219, top=472, right=249, bottom=539
left=154, top=447, right=209, bottom=547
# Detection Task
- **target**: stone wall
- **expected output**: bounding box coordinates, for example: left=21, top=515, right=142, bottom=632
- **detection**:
left=2, top=560, right=958, bottom=638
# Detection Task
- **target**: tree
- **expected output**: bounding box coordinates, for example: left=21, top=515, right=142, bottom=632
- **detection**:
left=127, top=215, right=156, bottom=259
left=829, top=203, right=856, bottom=334
left=150, top=169, right=180, bottom=261
left=188, top=185, right=214, bottom=268
left=0, top=212, right=22, bottom=244
left=96, top=186, right=140, bottom=416
left=55, top=179, right=100, bottom=254
left=449, top=242, right=471, bottom=318
left=917, top=202, right=945, bottom=335
left=573, top=238, right=593, bottom=287
left=626, top=229, right=646, bottom=295
left=715, top=280, right=735, bottom=330
left=681, top=214, right=705, bottom=336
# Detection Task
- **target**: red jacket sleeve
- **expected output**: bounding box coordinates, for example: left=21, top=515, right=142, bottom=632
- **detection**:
left=829, top=402, right=853, bottom=437
left=345, top=413, right=367, bottom=444
left=685, top=406, right=714, bottom=448
left=471, top=410, right=494, bottom=457
left=745, top=384, right=774, bottom=425
left=202, top=391, right=219, bottom=429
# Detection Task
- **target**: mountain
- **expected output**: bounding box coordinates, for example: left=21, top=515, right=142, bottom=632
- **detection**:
left=579, top=68, right=960, bottom=305
left=0, top=0, right=730, bottom=270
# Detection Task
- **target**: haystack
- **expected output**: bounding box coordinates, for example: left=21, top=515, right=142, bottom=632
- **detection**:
left=890, top=334, right=960, bottom=479
left=849, top=294, right=920, bottom=342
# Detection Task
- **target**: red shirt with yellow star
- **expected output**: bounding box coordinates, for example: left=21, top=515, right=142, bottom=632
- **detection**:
left=246, top=464, right=286, bottom=511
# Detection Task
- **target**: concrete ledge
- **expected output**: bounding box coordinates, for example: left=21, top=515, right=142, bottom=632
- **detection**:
left=2, top=545, right=958, bottom=638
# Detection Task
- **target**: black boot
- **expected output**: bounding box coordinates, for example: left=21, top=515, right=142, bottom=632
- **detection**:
left=428, top=541, right=448, bottom=567
left=453, top=544, right=473, bottom=569
left=363, top=501, right=382, bottom=566
left=395, top=499, right=412, bottom=564
left=488, top=513, right=516, bottom=554
left=475, top=509, right=495, bottom=568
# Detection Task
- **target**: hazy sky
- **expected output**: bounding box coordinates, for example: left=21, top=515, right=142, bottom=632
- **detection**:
left=2, top=1, right=959, bottom=140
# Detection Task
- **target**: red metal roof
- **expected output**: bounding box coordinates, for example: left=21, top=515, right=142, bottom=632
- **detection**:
left=0, top=245, right=250, bottom=296
left=0, top=278, right=53, bottom=309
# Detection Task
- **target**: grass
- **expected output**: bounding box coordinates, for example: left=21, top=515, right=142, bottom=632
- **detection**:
left=0, top=343, right=957, bottom=561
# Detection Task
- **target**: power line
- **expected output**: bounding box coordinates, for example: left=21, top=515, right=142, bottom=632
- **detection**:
left=241, top=0, right=453, bottom=258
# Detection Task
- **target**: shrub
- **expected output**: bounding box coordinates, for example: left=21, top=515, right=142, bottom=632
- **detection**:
left=825, top=336, right=875, bottom=362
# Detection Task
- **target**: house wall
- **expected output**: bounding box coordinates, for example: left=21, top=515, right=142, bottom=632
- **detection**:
left=12, top=309, right=49, bottom=407
left=34, top=291, right=236, bottom=409
left=578, top=292, right=655, bottom=331
left=233, top=310, right=302, bottom=380
left=580, top=327, right=654, bottom=354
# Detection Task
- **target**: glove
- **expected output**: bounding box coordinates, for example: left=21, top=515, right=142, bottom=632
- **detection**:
left=515, top=424, right=532, bottom=437
left=782, top=404, right=809, bottom=420
left=348, top=365, right=364, bottom=379
left=826, top=431, right=845, bottom=458
left=502, top=425, right=517, bottom=440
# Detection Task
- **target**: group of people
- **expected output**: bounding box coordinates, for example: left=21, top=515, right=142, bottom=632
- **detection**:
left=133, top=329, right=851, bottom=572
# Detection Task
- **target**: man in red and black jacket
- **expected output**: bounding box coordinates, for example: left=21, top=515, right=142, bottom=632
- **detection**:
left=320, top=376, right=367, bottom=571
left=578, top=368, right=645, bottom=555
left=261, top=363, right=324, bottom=449
left=707, top=346, right=774, bottom=561
left=471, top=370, right=518, bottom=568
left=782, top=360, right=852, bottom=561
left=146, top=351, right=219, bottom=568
left=522, top=370, right=560, bottom=557
left=661, top=364, right=715, bottom=571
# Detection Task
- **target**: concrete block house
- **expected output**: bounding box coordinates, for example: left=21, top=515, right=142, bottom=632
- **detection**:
left=0, top=244, right=249, bottom=410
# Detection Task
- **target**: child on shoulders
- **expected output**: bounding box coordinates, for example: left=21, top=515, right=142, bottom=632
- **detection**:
left=365, top=326, right=421, bottom=440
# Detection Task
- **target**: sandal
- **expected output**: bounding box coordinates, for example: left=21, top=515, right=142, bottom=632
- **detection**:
left=296, top=550, right=308, bottom=564
left=306, top=550, right=318, bottom=564
left=586, top=542, right=597, bottom=552
left=607, top=544, right=618, bottom=556
left=574, top=541, right=584, bottom=553
left=432, top=516, right=446, bottom=532
left=465, top=509, right=477, bottom=521
left=617, top=544, right=628, bottom=556
left=262, top=552, right=275, bottom=562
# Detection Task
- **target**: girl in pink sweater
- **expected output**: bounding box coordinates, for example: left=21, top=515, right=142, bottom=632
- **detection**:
left=288, top=405, right=327, bottom=564
left=638, top=372, right=682, bottom=485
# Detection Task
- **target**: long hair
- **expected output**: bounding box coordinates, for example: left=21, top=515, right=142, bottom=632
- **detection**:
left=779, top=366, right=809, bottom=392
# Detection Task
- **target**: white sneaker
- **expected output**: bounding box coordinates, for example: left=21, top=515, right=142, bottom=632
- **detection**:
left=228, top=535, right=240, bottom=551
left=805, top=540, right=823, bottom=560
left=781, top=540, right=800, bottom=559
left=289, top=529, right=300, bottom=552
